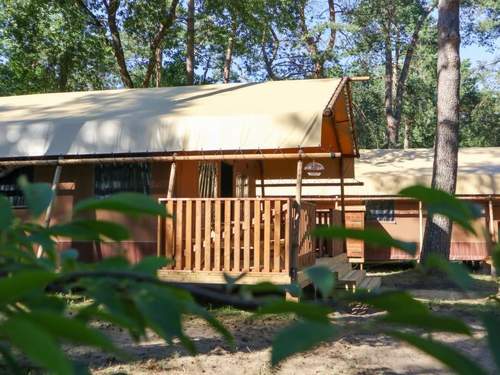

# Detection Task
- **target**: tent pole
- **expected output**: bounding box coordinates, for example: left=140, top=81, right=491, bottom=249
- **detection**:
left=36, top=163, right=63, bottom=258
left=167, top=161, right=176, bottom=198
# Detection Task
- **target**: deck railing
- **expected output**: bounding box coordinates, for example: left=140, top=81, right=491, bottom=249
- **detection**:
left=314, top=208, right=343, bottom=257
left=157, top=197, right=316, bottom=275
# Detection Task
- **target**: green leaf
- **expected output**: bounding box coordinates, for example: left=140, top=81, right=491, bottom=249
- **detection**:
left=132, top=256, right=171, bottom=275
left=74, top=193, right=167, bottom=217
left=383, top=313, right=471, bottom=335
left=305, top=266, right=335, bottom=298
left=0, top=195, right=14, bottom=230
left=390, top=331, right=488, bottom=375
left=25, top=311, right=121, bottom=355
left=483, top=312, right=500, bottom=370
left=313, top=226, right=417, bottom=255
left=50, top=220, right=130, bottom=241
left=18, top=177, right=53, bottom=218
left=0, top=316, right=73, bottom=375
left=0, top=270, right=56, bottom=304
left=271, top=321, right=336, bottom=366
left=258, top=300, right=332, bottom=323
left=424, top=255, right=474, bottom=290
left=399, top=185, right=481, bottom=234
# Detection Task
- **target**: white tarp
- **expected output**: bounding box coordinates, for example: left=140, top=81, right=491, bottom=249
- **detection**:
left=263, top=148, right=500, bottom=196
left=0, top=78, right=342, bottom=159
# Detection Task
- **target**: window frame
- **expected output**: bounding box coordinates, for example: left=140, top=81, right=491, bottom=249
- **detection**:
left=0, top=166, right=34, bottom=208
left=365, top=200, right=396, bottom=223
left=94, top=163, right=151, bottom=198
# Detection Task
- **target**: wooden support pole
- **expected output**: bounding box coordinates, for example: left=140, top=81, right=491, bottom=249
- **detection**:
left=339, top=156, right=346, bottom=253
left=167, top=161, right=176, bottom=198
left=489, top=198, right=497, bottom=277
left=36, top=163, right=62, bottom=258
left=488, top=197, right=495, bottom=242
left=290, top=156, right=303, bottom=282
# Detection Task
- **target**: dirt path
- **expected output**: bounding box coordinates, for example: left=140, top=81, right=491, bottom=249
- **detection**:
left=74, top=299, right=496, bottom=375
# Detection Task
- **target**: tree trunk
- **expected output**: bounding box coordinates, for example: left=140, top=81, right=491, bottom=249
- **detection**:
left=142, top=0, right=180, bottom=87
left=186, top=0, right=195, bottom=85
left=393, top=9, right=431, bottom=146
left=107, top=0, right=134, bottom=88
left=222, top=21, right=236, bottom=83
left=421, top=0, right=460, bottom=263
left=58, top=50, right=72, bottom=92
left=403, top=120, right=411, bottom=149
left=384, top=32, right=398, bottom=147
left=155, top=47, right=162, bottom=87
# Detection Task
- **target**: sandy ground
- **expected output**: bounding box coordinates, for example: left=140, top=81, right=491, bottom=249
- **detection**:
left=71, top=295, right=497, bottom=375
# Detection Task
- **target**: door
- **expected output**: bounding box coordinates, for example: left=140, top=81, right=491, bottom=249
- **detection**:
left=220, top=162, right=234, bottom=198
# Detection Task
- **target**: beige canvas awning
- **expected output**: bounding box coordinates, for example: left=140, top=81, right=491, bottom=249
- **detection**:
left=263, top=148, right=500, bottom=197
left=0, top=78, right=357, bottom=161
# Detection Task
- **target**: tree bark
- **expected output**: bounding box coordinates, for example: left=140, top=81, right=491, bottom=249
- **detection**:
left=155, top=47, right=162, bottom=87
left=142, top=0, right=180, bottom=87
left=186, top=0, right=195, bottom=85
left=421, top=0, right=460, bottom=262
left=222, top=21, right=236, bottom=83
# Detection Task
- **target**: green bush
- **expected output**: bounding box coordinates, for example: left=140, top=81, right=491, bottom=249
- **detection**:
left=0, top=180, right=497, bottom=374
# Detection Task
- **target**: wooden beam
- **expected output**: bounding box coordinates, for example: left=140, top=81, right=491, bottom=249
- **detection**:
left=36, top=163, right=63, bottom=258
left=167, top=161, right=176, bottom=198
left=0, top=152, right=344, bottom=167
left=349, top=76, right=370, bottom=81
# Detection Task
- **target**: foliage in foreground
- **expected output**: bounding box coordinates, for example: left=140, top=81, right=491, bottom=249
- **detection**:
left=0, top=180, right=498, bottom=374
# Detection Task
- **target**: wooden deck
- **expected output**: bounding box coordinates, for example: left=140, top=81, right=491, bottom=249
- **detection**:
left=157, top=197, right=316, bottom=284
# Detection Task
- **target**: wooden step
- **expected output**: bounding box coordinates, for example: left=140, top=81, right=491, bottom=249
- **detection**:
left=332, top=261, right=352, bottom=280
left=358, top=276, right=382, bottom=292
left=315, top=253, right=347, bottom=267
left=337, top=269, right=366, bottom=290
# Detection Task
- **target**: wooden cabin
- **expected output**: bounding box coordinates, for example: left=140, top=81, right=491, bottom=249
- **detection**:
left=268, top=148, right=499, bottom=265
left=0, top=78, right=376, bottom=288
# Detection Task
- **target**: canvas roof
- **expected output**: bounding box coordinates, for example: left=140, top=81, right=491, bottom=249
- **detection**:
left=263, top=148, right=500, bottom=197
left=0, top=78, right=355, bottom=160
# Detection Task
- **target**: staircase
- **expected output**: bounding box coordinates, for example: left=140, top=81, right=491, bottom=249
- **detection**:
left=315, top=254, right=381, bottom=292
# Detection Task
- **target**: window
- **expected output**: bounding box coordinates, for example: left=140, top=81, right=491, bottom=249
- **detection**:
left=235, top=174, right=249, bottom=197
left=94, top=163, right=151, bottom=197
left=366, top=200, right=395, bottom=222
left=0, top=167, right=33, bottom=207
left=198, top=162, right=218, bottom=198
